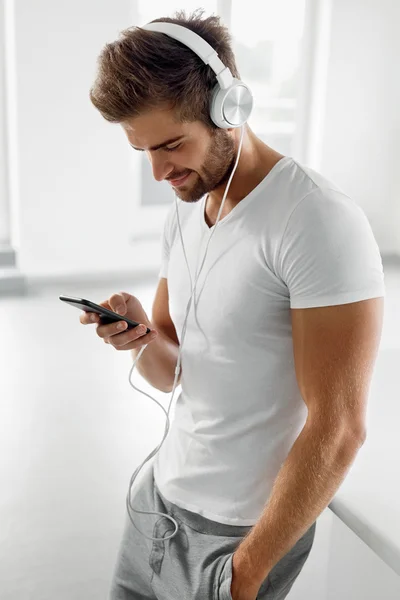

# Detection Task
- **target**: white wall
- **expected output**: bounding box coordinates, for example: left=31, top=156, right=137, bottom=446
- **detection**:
left=10, top=0, right=151, bottom=278
left=0, top=0, right=10, bottom=243
left=290, top=509, right=400, bottom=600
left=326, top=514, right=400, bottom=599
left=4, top=0, right=400, bottom=280
left=318, top=0, right=400, bottom=254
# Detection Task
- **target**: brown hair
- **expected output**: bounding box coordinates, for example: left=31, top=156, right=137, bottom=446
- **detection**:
left=89, top=8, right=240, bottom=129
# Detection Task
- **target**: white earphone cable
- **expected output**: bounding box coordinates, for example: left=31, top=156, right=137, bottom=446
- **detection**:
left=125, top=124, right=245, bottom=541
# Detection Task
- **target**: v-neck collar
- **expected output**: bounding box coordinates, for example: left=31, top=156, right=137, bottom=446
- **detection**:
left=200, top=156, right=292, bottom=232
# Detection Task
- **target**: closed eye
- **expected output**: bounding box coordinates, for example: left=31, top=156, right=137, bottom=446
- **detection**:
left=164, top=144, right=182, bottom=152
left=131, top=143, right=182, bottom=153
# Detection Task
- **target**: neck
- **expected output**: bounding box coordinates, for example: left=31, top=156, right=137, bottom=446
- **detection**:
left=206, top=125, right=285, bottom=212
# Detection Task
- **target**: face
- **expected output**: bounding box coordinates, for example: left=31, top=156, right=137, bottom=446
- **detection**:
left=121, top=107, right=236, bottom=202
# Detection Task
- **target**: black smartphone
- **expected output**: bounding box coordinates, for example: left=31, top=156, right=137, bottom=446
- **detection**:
left=59, top=295, right=151, bottom=334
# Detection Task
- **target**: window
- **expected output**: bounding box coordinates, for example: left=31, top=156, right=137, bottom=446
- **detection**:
left=230, top=0, right=307, bottom=155
left=137, top=0, right=217, bottom=25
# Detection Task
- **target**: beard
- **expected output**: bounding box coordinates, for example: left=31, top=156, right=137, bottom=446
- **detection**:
left=173, top=129, right=236, bottom=203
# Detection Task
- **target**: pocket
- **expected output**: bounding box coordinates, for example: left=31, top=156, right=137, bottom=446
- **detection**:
left=216, top=553, right=234, bottom=600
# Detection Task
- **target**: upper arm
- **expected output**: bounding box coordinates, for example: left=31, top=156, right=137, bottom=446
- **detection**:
left=151, top=277, right=179, bottom=347
left=291, top=297, right=384, bottom=436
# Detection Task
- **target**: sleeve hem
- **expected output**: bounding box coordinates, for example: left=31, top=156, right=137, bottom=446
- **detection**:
left=290, top=287, right=385, bottom=309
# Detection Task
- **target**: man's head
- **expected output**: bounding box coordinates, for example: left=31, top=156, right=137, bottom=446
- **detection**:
left=89, top=9, right=241, bottom=202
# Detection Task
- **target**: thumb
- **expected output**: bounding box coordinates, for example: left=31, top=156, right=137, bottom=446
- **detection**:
left=110, top=292, right=129, bottom=315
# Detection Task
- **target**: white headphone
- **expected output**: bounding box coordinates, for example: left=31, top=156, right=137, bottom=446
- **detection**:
left=142, top=21, right=253, bottom=129
left=126, top=20, right=249, bottom=543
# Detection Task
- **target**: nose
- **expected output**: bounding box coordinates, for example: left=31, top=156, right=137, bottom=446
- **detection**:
left=147, top=151, right=173, bottom=182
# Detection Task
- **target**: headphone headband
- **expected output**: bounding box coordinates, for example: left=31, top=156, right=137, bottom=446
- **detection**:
left=142, top=22, right=233, bottom=90
left=141, top=21, right=253, bottom=128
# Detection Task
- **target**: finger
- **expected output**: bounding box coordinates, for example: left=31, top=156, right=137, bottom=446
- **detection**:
left=96, top=320, right=129, bottom=339
left=107, top=325, right=158, bottom=349
left=80, top=310, right=100, bottom=325
left=96, top=321, right=148, bottom=340
left=109, top=331, right=158, bottom=350
left=108, top=292, right=129, bottom=315
left=80, top=297, right=111, bottom=324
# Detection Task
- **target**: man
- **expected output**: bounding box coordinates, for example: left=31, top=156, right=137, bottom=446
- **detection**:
left=89, top=9, right=385, bottom=600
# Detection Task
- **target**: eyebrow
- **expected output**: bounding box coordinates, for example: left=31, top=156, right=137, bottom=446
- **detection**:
left=130, top=136, right=184, bottom=152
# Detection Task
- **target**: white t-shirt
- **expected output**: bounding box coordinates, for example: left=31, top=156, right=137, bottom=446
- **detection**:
left=153, top=155, right=385, bottom=526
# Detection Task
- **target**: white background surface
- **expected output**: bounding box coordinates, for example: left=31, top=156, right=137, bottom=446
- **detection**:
left=1, top=0, right=400, bottom=597
left=0, top=0, right=399, bottom=278
left=0, top=264, right=399, bottom=598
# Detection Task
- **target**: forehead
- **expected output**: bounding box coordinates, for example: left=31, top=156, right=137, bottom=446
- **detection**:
left=121, top=108, right=209, bottom=149
left=122, top=107, right=184, bottom=144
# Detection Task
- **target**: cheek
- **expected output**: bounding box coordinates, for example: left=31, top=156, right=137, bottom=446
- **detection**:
left=179, top=146, right=204, bottom=172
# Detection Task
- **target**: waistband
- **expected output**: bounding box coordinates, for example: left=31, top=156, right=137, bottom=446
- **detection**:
left=152, top=468, right=253, bottom=537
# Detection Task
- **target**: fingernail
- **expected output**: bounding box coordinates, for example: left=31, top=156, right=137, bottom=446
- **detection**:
left=116, top=305, right=124, bottom=315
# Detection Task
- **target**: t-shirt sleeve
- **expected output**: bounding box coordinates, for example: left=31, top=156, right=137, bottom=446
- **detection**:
left=277, top=187, right=385, bottom=309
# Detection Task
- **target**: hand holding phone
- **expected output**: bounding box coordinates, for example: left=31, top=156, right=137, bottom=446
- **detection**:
left=59, top=292, right=158, bottom=351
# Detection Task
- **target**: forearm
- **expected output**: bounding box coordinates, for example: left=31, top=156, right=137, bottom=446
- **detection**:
left=131, top=323, right=181, bottom=393
left=236, top=418, right=365, bottom=587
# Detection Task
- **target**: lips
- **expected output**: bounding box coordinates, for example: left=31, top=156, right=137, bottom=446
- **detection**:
left=168, top=172, right=191, bottom=187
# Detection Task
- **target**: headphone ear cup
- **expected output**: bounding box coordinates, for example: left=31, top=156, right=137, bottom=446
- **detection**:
left=210, top=78, right=253, bottom=129
left=209, top=84, right=229, bottom=129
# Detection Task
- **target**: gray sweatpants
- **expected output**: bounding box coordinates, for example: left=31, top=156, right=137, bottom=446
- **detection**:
left=108, top=462, right=316, bottom=599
